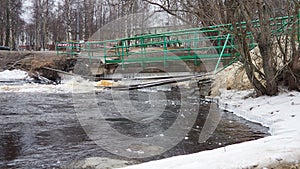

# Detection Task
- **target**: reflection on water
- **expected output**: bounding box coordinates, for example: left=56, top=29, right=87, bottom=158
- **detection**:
left=0, top=89, right=269, bottom=168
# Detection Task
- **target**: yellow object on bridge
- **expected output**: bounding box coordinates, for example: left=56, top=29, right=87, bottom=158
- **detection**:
left=95, top=80, right=114, bottom=87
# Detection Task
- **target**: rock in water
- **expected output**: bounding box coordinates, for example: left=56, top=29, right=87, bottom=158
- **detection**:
left=64, top=157, right=138, bottom=169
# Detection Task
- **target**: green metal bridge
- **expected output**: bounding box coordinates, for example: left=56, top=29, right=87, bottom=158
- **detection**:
left=56, top=14, right=299, bottom=73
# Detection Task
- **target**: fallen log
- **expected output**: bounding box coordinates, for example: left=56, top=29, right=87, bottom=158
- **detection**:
left=104, top=73, right=212, bottom=90
left=31, top=72, right=58, bottom=84
left=42, top=66, right=94, bottom=80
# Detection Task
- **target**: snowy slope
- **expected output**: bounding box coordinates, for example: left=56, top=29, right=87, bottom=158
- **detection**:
left=0, top=69, right=30, bottom=81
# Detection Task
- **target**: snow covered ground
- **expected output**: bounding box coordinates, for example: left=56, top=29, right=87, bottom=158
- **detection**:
left=0, top=69, right=31, bottom=81
left=121, top=89, right=300, bottom=169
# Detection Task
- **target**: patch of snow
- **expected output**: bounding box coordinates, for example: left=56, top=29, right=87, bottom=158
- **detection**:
left=0, top=74, right=92, bottom=93
left=0, top=69, right=31, bottom=81
left=121, top=89, right=300, bottom=169
left=67, top=157, right=136, bottom=169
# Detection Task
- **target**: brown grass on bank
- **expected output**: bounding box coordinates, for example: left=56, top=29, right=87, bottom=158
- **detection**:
left=210, top=37, right=299, bottom=96
left=262, top=162, right=300, bottom=169
left=0, top=51, right=72, bottom=82
left=29, top=56, right=57, bottom=72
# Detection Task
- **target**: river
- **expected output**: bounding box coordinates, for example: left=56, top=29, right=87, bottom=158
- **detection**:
left=0, top=81, right=269, bottom=168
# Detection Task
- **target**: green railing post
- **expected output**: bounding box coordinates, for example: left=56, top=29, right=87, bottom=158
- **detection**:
left=55, top=42, right=59, bottom=56
left=72, top=42, right=76, bottom=57
left=217, top=30, right=221, bottom=54
left=87, top=42, right=92, bottom=64
left=140, top=37, right=145, bottom=68
left=188, top=35, right=191, bottom=57
left=214, top=34, right=231, bottom=74
left=122, top=40, right=125, bottom=69
left=104, top=42, right=107, bottom=64
left=70, top=42, right=74, bottom=57
left=230, top=26, right=234, bottom=49
left=193, top=31, right=198, bottom=66
left=194, top=30, right=200, bottom=66
left=163, top=36, right=167, bottom=67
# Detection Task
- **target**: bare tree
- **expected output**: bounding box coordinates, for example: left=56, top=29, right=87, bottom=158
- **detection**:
left=0, top=0, right=23, bottom=49
left=143, top=0, right=300, bottom=95
left=226, top=0, right=299, bottom=94
left=283, top=0, right=300, bottom=91
left=63, top=0, right=76, bottom=41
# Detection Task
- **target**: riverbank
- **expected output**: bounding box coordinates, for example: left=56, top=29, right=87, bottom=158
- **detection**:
left=0, top=51, right=75, bottom=83
left=120, top=89, right=300, bottom=169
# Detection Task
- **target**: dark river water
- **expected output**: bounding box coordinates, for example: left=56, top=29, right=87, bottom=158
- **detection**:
left=0, top=87, right=269, bottom=169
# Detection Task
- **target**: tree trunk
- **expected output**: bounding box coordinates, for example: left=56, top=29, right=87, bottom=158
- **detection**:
left=287, top=33, right=300, bottom=91
left=5, top=0, right=11, bottom=47
left=258, top=42, right=278, bottom=95
left=286, top=5, right=300, bottom=91
left=34, top=0, right=41, bottom=51
left=256, top=0, right=278, bottom=95
left=238, top=34, right=267, bottom=96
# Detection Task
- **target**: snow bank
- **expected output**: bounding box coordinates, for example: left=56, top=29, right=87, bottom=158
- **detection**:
left=0, top=73, right=90, bottom=93
left=0, top=69, right=30, bottom=81
left=121, top=89, right=300, bottom=169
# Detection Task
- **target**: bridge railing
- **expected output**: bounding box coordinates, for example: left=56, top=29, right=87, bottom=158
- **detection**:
left=55, top=41, right=82, bottom=57
left=81, top=28, right=238, bottom=68
left=56, top=12, right=299, bottom=70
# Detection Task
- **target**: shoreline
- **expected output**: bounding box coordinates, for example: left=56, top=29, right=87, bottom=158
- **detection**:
left=120, top=89, right=300, bottom=169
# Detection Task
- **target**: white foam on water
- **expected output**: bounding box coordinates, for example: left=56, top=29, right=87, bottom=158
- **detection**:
left=0, top=70, right=195, bottom=94
left=0, top=72, right=95, bottom=93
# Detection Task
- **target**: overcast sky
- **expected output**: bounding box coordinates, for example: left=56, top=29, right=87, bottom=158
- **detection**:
left=21, top=0, right=33, bottom=23
left=21, top=0, right=59, bottom=23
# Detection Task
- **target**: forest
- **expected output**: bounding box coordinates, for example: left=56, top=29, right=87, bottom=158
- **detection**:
left=0, top=0, right=147, bottom=50
left=0, top=0, right=296, bottom=50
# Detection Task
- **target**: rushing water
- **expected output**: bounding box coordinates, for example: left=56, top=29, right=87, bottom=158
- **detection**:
left=0, top=86, right=269, bottom=168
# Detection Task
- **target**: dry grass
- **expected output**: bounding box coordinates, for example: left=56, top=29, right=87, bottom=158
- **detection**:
left=263, top=162, right=300, bottom=169
left=210, top=38, right=298, bottom=96
left=29, top=56, right=56, bottom=72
